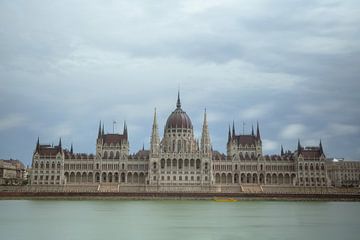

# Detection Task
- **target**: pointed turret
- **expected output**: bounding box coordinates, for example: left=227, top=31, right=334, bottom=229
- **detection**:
left=251, top=124, right=254, bottom=136
left=70, top=143, right=73, bottom=154
left=228, top=125, right=231, bottom=143
left=201, top=108, right=211, bottom=155
left=36, top=136, right=40, bottom=150
left=281, top=145, right=284, bottom=156
left=123, top=121, right=128, bottom=139
left=256, top=121, right=261, bottom=139
left=297, top=139, right=302, bottom=153
left=150, top=108, right=160, bottom=155
left=232, top=121, right=235, bottom=137
left=98, top=121, right=102, bottom=138
left=58, top=137, right=62, bottom=148
left=176, top=90, right=181, bottom=109
left=319, top=140, right=324, bottom=155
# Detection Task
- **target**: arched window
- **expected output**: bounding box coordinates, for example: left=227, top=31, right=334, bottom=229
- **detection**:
left=46, top=162, right=50, bottom=169
left=179, top=159, right=183, bottom=169
left=161, top=159, right=165, bottom=169
left=57, top=162, right=61, bottom=169
left=178, top=140, right=181, bottom=153
left=153, top=162, right=157, bottom=169
left=109, top=151, right=114, bottom=159
left=205, top=162, right=208, bottom=170
left=122, top=163, right=125, bottom=170
left=103, top=151, right=108, bottom=159
left=40, top=162, right=44, bottom=169
left=52, top=162, right=55, bottom=169
left=196, top=159, right=201, bottom=170
left=35, top=162, right=38, bottom=168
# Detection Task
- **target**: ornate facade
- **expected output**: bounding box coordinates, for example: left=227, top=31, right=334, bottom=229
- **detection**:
left=31, top=93, right=349, bottom=189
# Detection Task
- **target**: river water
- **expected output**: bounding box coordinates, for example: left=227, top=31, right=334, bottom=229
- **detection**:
left=0, top=200, right=359, bottom=240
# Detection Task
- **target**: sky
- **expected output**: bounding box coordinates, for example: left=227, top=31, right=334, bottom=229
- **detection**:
left=1, top=0, right=360, bottom=166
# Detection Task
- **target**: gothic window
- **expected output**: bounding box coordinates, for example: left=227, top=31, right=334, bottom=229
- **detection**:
left=52, top=162, right=55, bottom=169
left=57, top=162, right=60, bottom=169
left=103, top=151, right=108, bottom=159
left=205, top=162, right=208, bottom=170
left=179, top=159, right=183, bottom=169
left=161, top=159, right=165, bottom=169
left=184, top=159, right=189, bottom=168
left=167, top=159, right=171, bottom=167
left=190, top=159, right=195, bottom=168
left=35, top=162, right=38, bottom=168
left=178, top=140, right=181, bottom=153
left=109, top=151, right=114, bottom=159
left=46, top=162, right=49, bottom=169
left=115, top=151, right=120, bottom=159
left=196, top=159, right=201, bottom=170
left=40, top=162, right=44, bottom=169
left=153, top=162, right=157, bottom=169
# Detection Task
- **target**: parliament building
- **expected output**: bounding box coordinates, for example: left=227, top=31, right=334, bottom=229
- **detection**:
left=30, top=93, right=358, bottom=192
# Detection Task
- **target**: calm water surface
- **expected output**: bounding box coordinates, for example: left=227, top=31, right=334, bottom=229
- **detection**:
left=1, top=200, right=359, bottom=240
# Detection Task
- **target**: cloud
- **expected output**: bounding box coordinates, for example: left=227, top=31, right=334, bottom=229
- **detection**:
left=280, top=124, right=307, bottom=139
left=263, top=139, right=279, bottom=152
left=240, top=103, right=274, bottom=120
left=328, top=123, right=360, bottom=136
left=0, top=114, right=27, bottom=131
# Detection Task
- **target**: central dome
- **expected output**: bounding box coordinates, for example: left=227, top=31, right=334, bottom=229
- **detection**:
left=165, top=92, right=193, bottom=130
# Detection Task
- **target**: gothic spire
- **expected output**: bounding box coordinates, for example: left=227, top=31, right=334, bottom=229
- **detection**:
left=176, top=90, right=181, bottom=109
left=319, top=139, right=324, bottom=155
left=102, top=123, right=104, bottom=135
left=297, top=139, right=302, bottom=153
left=123, top=121, right=128, bottom=138
left=58, top=137, right=62, bottom=149
left=256, top=121, right=261, bottom=139
left=36, top=137, right=40, bottom=152
left=98, top=120, right=102, bottom=138
left=228, top=125, right=231, bottom=143
left=281, top=145, right=284, bottom=156
left=232, top=121, right=235, bottom=137
left=201, top=108, right=211, bottom=154
left=151, top=108, right=160, bottom=155
left=251, top=124, right=254, bottom=136
left=70, top=143, right=73, bottom=154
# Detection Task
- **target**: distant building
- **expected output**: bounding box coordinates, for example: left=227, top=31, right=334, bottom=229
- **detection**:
left=29, top=92, right=358, bottom=190
left=327, top=158, right=360, bottom=187
left=0, top=159, right=26, bottom=185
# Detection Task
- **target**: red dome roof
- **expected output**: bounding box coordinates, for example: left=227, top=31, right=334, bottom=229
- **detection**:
left=165, top=108, right=193, bottom=129
left=165, top=92, right=193, bottom=130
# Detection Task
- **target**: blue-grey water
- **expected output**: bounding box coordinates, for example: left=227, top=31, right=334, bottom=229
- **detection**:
left=1, top=200, right=359, bottom=240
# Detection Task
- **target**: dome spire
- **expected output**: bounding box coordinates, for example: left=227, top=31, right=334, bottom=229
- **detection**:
left=176, top=90, right=181, bottom=109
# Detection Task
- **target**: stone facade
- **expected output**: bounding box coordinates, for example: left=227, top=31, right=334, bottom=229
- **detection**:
left=30, top=94, right=359, bottom=190
left=327, top=159, right=360, bottom=187
left=0, top=159, right=26, bottom=185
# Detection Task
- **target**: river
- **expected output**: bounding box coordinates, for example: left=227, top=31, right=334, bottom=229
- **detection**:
left=0, top=200, right=359, bottom=240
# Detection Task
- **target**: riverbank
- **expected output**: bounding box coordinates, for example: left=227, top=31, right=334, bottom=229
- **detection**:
left=1, top=191, right=360, bottom=201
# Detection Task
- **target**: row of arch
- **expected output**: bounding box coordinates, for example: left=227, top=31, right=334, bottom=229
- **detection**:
left=214, top=173, right=296, bottom=185
left=64, top=172, right=147, bottom=184
left=159, top=158, right=204, bottom=170
left=299, top=163, right=325, bottom=171
left=34, top=161, right=61, bottom=169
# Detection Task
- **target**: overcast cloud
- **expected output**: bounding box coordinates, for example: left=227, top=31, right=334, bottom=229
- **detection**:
left=1, top=0, right=360, bottom=165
